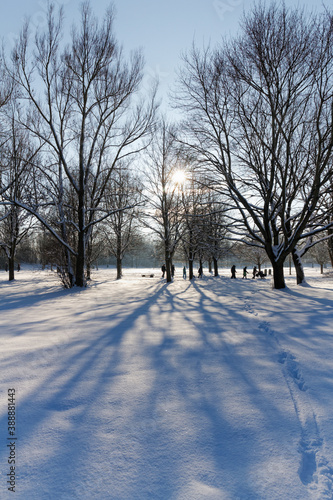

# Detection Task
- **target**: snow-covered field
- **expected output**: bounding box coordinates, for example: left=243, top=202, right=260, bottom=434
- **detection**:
left=0, top=266, right=333, bottom=500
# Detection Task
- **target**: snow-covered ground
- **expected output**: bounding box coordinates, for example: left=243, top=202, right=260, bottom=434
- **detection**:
left=0, top=266, right=333, bottom=500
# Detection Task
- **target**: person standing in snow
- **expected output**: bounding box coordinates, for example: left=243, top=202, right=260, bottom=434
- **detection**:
left=198, top=265, right=203, bottom=278
left=171, top=264, right=175, bottom=278
left=252, top=266, right=257, bottom=279
left=243, top=266, right=248, bottom=279
left=183, top=266, right=186, bottom=279
left=231, top=265, right=237, bottom=278
left=161, top=264, right=166, bottom=278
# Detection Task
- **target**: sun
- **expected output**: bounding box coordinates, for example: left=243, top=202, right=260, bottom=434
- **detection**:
left=172, top=170, right=187, bottom=185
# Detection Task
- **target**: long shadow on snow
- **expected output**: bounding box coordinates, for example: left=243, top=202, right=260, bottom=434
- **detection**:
left=0, top=280, right=171, bottom=499
left=0, top=276, right=302, bottom=499
left=281, top=285, right=333, bottom=308
left=130, top=276, right=296, bottom=499
left=0, top=281, right=82, bottom=313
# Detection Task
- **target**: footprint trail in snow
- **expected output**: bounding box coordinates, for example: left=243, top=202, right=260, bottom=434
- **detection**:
left=242, top=294, right=333, bottom=499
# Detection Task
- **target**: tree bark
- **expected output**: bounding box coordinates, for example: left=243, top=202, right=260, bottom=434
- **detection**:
left=272, top=260, right=286, bottom=289
left=86, top=241, right=92, bottom=280
left=189, top=259, right=194, bottom=280
left=116, top=232, right=123, bottom=280
left=66, top=254, right=75, bottom=288
left=188, top=247, right=194, bottom=280
left=86, top=261, right=91, bottom=281
left=292, top=249, right=306, bottom=285
left=116, top=255, right=122, bottom=280
left=328, top=229, right=333, bottom=267
left=213, top=257, right=219, bottom=277
left=75, top=185, right=86, bottom=287
left=8, top=256, right=15, bottom=281
left=165, top=255, right=172, bottom=282
left=116, top=257, right=122, bottom=280
left=76, top=235, right=85, bottom=286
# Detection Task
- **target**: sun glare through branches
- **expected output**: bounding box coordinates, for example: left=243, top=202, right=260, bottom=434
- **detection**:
left=172, top=170, right=187, bottom=186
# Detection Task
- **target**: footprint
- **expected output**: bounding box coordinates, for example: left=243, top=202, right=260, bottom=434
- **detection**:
left=299, top=447, right=317, bottom=485
left=259, top=321, right=271, bottom=333
left=278, top=351, right=307, bottom=391
left=278, top=351, right=288, bottom=364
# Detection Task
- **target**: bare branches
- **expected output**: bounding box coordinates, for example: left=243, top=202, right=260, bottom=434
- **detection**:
left=175, top=3, right=333, bottom=288
left=3, top=1, right=157, bottom=286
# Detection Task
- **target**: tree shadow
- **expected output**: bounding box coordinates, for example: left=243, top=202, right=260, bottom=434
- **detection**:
left=0, top=275, right=306, bottom=499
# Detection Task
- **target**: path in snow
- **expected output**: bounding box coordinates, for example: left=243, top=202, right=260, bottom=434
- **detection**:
left=242, top=285, right=333, bottom=500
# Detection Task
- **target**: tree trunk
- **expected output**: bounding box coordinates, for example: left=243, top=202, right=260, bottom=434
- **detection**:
left=76, top=190, right=86, bottom=287
left=86, top=260, right=91, bottom=281
left=208, top=258, right=212, bottom=273
left=58, top=162, right=75, bottom=287
left=8, top=237, right=17, bottom=281
left=86, top=241, right=92, bottom=280
left=116, top=232, right=123, bottom=280
left=328, top=229, right=333, bottom=267
left=165, top=250, right=172, bottom=283
left=292, top=249, right=306, bottom=285
left=116, top=255, right=122, bottom=280
left=8, top=256, right=15, bottom=281
left=188, top=248, right=194, bottom=280
left=60, top=233, right=75, bottom=287
left=66, top=253, right=75, bottom=288
left=272, top=260, right=286, bottom=289
left=213, top=257, right=219, bottom=277
left=75, top=235, right=85, bottom=287
left=189, top=259, right=193, bottom=280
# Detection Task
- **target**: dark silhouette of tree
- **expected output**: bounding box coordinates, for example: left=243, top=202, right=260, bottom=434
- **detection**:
left=175, top=3, right=333, bottom=289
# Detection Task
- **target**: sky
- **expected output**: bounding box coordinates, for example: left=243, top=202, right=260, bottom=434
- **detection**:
left=0, top=0, right=325, bottom=114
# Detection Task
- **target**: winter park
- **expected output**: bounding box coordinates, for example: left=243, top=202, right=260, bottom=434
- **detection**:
left=1, top=264, right=333, bottom=499
left=0, top=0, right=333, bottom=498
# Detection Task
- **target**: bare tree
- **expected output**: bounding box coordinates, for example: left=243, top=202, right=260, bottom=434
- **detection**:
left=177, top=174, right=227, bottom=279
left=309, top=239, right=330, bottom=274
left=199, top=189, right=228, bottom=277
left=174, top=3, right=333, bottom=289
left=7, top=2, right=157, bottom=287
left=142, top=120, right=184, bottom=282
left=179, top=174, right=203, bottom=280
left=0, top=113, right=39, bottom=280
left=233, top=242, right=269, bottom=273
left=101, top=164, right=142, bottom=280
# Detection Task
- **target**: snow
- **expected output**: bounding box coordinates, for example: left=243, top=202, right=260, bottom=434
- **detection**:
left=0, top=266, right=333, bottom=499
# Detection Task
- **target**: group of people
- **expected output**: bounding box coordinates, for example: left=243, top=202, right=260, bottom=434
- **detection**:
left=161, top=264, right=201, bottom=280
left=161, top=263, right=266, bottom=280
left=231, top=265, right=266, bottom=279
left=161, top=264, right=175, bottom=278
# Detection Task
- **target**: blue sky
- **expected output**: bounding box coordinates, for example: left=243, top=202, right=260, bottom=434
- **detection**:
left=0, top=0, right=323, bottom=111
